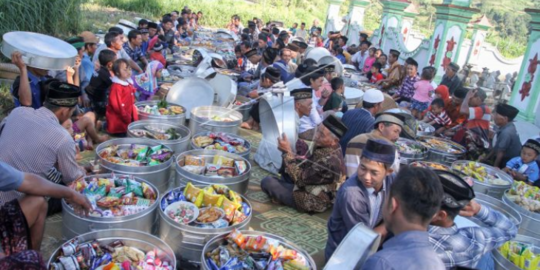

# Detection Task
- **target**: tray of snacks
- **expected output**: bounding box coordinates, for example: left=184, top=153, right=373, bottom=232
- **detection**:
left=98, top=143, right=173, bottom=167
left=128, top=120, right=191, bottom=155
left=136, top=100, right=186, bottom=125
left=503, top=182, right=540, bottom=238
left=202, top=229, right=316, bottom=270
left=396, top=138, right=428, bottom=160
left=176, top=150, right=251, bottom=194
left=452, top=161, right=512, bottom=198
left=96, top=139, right=174, bottom=192
left=47, top=229, right=176, bottom=269
left=191, top=132, right=251, bottom=160
left=62, top=174, right=159, bottom=240
left=417, top=136, right=466, bottom=165
left=159, top=183, right=252, bottom=262
left=410, top=161, right=451, bottom=171
left=493, top=234, right=540, bottom=270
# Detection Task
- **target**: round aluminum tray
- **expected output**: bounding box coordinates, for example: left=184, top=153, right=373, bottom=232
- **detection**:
left=1, top=31, right=77, bottom=70
left=166, top=77, right=214, bottom=119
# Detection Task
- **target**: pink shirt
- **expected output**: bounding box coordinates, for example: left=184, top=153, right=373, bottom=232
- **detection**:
left=412, top=80, right=434, bottom=103
left=363, top=57, right=376, bottom=73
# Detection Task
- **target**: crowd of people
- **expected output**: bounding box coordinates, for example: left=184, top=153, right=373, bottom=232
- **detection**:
left=0, top=6, right=536, bottom=270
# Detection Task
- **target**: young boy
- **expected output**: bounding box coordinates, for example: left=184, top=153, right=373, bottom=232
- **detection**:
left=423, top=98, right=451, bottom=133
left=323, top=77, right=346, bottom=117
left=504, top=139, right=540, bottom=184
left=85, top=50, right=117, bottom=120
left=150, top=43, right=166, bottom=66
left=369, top=62, right=384, bottom=84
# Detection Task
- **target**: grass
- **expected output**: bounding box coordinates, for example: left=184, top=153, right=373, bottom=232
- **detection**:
left=0, top=0, right=82, bottom=40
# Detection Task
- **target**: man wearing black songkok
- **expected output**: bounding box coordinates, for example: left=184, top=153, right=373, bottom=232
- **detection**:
left=261, top=115, right=347, bottom=214
left=480, top=103, right=521, bottom=168
left=429, top=170, right=517, bottom=269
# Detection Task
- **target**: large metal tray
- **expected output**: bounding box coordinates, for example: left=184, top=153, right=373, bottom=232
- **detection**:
left=207, top=73, right=237, bottom=107
left=1, top=31, right=77, bottom=70
left=325, top=223, right=381, bottom=270
left=166, top=77, right=215, bottom=119
left=256, top=94, right=297, bottom=171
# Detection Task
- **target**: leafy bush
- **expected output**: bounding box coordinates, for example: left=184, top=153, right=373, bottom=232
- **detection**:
left=0, top=83, right=14, bottom=119
left=0, top=0, right=82, bottom=40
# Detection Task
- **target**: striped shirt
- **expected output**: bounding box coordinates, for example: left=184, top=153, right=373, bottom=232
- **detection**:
left=339, top=108, right=375, bottom=153
left=0, top=107, right=84, bottom=204
left=426, top=110, right=452, bottom=127
left=395, top=75, right=419, bottom=100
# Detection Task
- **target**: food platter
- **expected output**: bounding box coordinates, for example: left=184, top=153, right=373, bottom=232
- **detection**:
left=417, top=136, right=466, bottom=165
left=452, top=161, right=512, bottom=186
left=410, top=161, right=451, bottom=171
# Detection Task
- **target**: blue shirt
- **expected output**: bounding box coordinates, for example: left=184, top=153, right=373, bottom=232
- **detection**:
left=428, top=205, right=517, bottom=269
left=0, top=161, right=24, bottom=192
left=81, top=53, right=94, bottom=90
left=11, top=71, right=46, bottom=109
left=325, top=173, right=395, bottom=260
left=272, top=60, right=294, bottom=83
left=339, top=108, right=375, bottom=152
left=506, top=157, right=540, bottom=182
left=336, top=54, right=346, bottom=64
left=141, top=40, right=149, bottom=54
left=123, top=42, right=144, bottom=62
left=362, top=231, right=445, bottom=270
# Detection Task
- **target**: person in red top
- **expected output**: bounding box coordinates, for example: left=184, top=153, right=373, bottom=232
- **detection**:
left=106, top=59, right=139, bottom=136
left=150, top=43, right=166, bottom=67
left=452, top=87, right=491, bottom=160
left=369, top=62, right=384, bottom=84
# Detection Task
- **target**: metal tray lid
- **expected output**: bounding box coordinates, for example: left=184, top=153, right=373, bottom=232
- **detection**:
left=305, top=47, right=331, bottom=63
left=166, top=77, right=214, bottom=119
left=1, top=31, right=77, bottom=70
left=207, top=73, right=237, bottom=107
left=325, top=223, right=381, bottom=270
left=256, top=95, right=297, bottom=172
left=345, top=87, right=364, bottom=100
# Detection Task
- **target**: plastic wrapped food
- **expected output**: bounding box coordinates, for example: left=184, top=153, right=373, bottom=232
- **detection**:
left=197, top=207, right=224, bottom=223
left=49, top=239, right=173, bottom=270
left=213, top=155, right=234, bottom=167
left=184, top=182, right=204, bottom=207
left=202, top=192, right=224, bottom=207
left=185, top=155, right=205, bottom=166
left=99, top=144, right=172, bottom=167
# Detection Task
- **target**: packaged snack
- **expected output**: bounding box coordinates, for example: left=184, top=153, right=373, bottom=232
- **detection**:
left=205, top=164, right=221, bottom=176
left=194, top=136, right=214, bottom=147
left=212, top=184, right=230, bottom=195
left=184, top=182, right=204, bottom=207
left=229, top=190, right=243, bottom=205
left=183, top=165, right=205, bottom=175
left=235, top=160, right=247, bottom=175
left=217, top=167, right=235, bottom=178
left=229, top=229, right=246, bottom=247
left=245, top=236, right=267, bottom=251
left=108, top=187, right=126, bottom=198
left=213, top=155, right=234, bottom=167
left=141, top=182, right=157, bottom=200
left=136, top=146, right=149, bottom=161
left=232, top=211, right=247, bottom=225
left=221, top=197, right=238, bottom=221
left=185, top=155, right=205, bottom=166
left=202, top=192, right=224, bottom=207
left=97, top=197, right=120, bottom=208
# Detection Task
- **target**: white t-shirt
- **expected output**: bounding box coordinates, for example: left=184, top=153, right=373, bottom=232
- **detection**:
left=92, top=43, right=131, bottom=64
